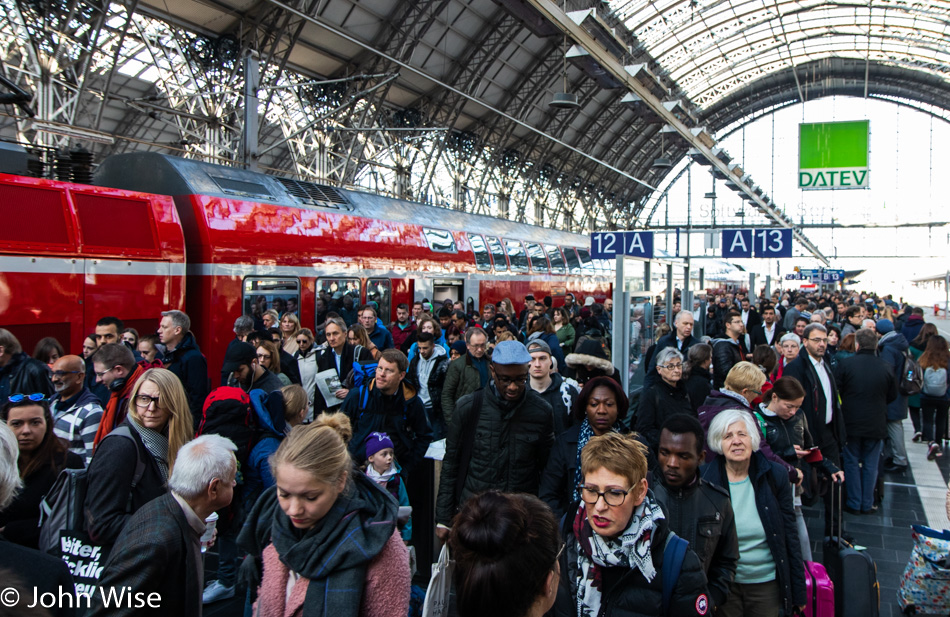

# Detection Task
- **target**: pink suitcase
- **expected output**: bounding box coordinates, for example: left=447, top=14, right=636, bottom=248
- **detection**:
left=804, top=560, right=835, bottom=617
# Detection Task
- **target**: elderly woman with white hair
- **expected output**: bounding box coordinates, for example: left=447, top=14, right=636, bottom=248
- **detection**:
left=701, top=409, right=805, bottom=617
left=772, top=333, right=801, bottom=381
left=0, top=422, right=76, bottom=617
left=635, top=346, right=693, bottom=453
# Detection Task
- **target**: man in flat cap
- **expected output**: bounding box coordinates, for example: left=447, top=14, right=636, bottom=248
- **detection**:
left=435, top=341, right=554, bottom=540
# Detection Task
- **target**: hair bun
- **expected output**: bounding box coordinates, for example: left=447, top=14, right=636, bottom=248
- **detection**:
left=312, top=412, right=353, bottom=444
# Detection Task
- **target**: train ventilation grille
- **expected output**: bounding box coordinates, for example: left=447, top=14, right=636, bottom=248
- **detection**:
left=275, top=177, right=349, bottom=209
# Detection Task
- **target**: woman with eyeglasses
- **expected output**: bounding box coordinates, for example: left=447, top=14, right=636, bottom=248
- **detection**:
left=450, top=491, right=561, bottom=617
left=0, top=393, right=83, bottom=549
left=701, top=409, right=805, bottom=617
left=636, top=347, right=694, bottom=454
left=553, top=432, right=710, bottom=616
left=257, top=340, right=292, bottom=387
left=540, top=376, right=643, bottom=520
left=293, top=328, right=318, bottom=415
left=770, top=333, right=801, bottom=381
left=85, top=368, right=193, bottom=548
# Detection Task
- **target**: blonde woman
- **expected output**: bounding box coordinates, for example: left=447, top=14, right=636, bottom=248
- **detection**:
left=239, top=413, right=410, bottom=616
left=280, top=313, right=302, bottom=355
left=85, top=368, right=193, bottom=548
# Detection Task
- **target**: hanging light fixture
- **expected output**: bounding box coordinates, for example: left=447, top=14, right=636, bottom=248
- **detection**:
left=653, top=130, right=671, bottom=168
left=549, top=34, right=579, bottom=110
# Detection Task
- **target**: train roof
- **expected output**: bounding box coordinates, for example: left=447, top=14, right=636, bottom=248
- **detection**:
left=94, top=152, right=588, bottom=247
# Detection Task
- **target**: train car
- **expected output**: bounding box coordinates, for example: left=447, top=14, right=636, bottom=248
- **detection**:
left=89, top=152, right=612, bottom=380
left=0, top=147, right=185, bottom=357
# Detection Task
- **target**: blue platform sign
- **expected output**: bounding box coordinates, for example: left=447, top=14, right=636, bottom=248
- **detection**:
left=752, top=228, right=793, bottom=258
left=721, top=229, right=753, bottom=258
left=591, top=231, right=654, bottom=259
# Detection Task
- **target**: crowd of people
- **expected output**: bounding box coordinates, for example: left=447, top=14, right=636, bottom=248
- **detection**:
left=0, top=286, right=946, bottom=617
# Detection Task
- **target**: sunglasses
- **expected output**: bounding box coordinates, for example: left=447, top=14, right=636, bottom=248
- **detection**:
left=8, top=393, right=46, bottom=403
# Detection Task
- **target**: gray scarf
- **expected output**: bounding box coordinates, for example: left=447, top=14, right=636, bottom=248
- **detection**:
left=127, top=415, right=169, bottom=481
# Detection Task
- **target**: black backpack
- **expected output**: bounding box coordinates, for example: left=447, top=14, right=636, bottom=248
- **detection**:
left=899, top=350, right=923, bottom=396
left=197, top=386, right=257, bottom=484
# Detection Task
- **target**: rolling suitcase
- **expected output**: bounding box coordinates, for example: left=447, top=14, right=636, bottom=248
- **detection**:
left=804, top=561, right=834, bottom=617
left=823, top=483, right=880, bottom=617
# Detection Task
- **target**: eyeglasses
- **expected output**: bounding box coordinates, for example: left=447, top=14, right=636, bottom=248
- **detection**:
left=94, top=367, right=114, bottom=378
left=494, top=373, right=529, bottom=387
left=659, top=363, right=683, bottom=370
left=51, top=370, right=80, bottom=378
left=134, top=394, right=161, bottom=408
left=578, top=485, right=633, bottom=507
left=257, top=353, right=271, bottom=361
left=807, top=337, right=828, bottom=344
left=8, top=393, right=46, bottom=403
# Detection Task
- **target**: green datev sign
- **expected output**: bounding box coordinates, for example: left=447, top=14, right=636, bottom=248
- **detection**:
left=798, top=120, right=869, bottom=190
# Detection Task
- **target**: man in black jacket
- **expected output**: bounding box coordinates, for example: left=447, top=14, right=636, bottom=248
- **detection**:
left=836, top=329, right=897, bottom=513
left=652, top=414, right=738, bottom=614
left=0, top=328, right=54, bottom=400
left=341, top=348, right=433, bottom=476
left=712, top=311, right=745, bottom=389
left=783, top=323, right=848, bottom=534
left=158, top=310, right=208, bottom=430
left=312, top=316, right=372, bottom=415
left=749, top=304, right=785, bottom=349
left=436, top=341, right=554, bottom=541
left=406, top=332, right=449, bottom=439
left=644, top=310, right=698, bottom=389
left=527, top=339, right=578, bottom=436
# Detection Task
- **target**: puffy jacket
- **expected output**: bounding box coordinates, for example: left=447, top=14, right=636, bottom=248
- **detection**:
left=698, top=390, right=796, bottom=482
left=436, top=384, right=553, bottom=525
left=0, top=352, right=53, bottom=401
left=552, top=496, right=711, bottom=617
left=407, top=345, right=449, bottom=413
left=341, top=379, right=433, bottom=476
left=712, top=338, right=743, bottom=389
left=163, top=332, right=209, bottom=429
left=702, top=453, right=806, bottom=616
left=636, top=379, right=694, bottom=452
left=755, top=405, right=840, bottom=477
left=650, top=469, right=738, bottom=612
left=834, top=349, right=897, bottom=439
left=878, top=331, right=910, bottom=421
left=441, top=353, right=487, bottom=424
left=532, top=373, right=579, bottom=437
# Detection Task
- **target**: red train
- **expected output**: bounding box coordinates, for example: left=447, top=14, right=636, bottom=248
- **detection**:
left=0, top=148, right=611, bottom=380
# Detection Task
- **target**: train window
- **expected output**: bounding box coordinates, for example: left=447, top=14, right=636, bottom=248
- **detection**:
left=545, top=244, right=566, bottom=274
left=485, top=236, right=508, bottom=271
left=74, top=193, right=158, bottom=254
left=366, top=278, right=392, bottom=322
left=576, top=248, right=595, bottom=273
left=317, top=278, right=361, bottom=325
left=563, top=247, right=582, bottom=274
left=467, top=234, right=492, bottom=271
left=243, top=278, right=301, bottom=326
left=0, top=184, right=71, bottom=248
left=525, top=242, right=549, bottom=273
left=505, top=239, right=529, bottom=272
left=423, top=228, right=457, bottom=253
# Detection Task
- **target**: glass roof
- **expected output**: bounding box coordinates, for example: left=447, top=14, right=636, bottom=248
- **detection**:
left=608, top=0, right=950, bottom=109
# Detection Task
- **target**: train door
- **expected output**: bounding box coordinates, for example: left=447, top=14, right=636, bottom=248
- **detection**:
left=366, top=278, right=392, bottom=323
left=242, top=277, right=301, bottom=328
left=432, top=277, right=465, bottom=306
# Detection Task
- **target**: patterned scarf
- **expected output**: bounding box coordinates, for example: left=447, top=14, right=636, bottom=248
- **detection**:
left=572, top=419, right=624, bottom=502
left=127, top=414, right=170, bottom=482
left=572, top=493, right=665, bottom=617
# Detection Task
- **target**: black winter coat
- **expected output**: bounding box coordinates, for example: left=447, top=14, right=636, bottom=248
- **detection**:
left=436, top=385, right=553, bottom=525
left=755, top=405, right=840, bottom=477
left=781, top=354, right=846, bottom=461
left=685, top=366, right=712, bottom=414
left=85, top=421, right=168, bottom=547
left=552, top=495, right=711, bottom=617
left=651, top=469, right=738, bottom=612
left=636, top=379, right=694, bottom=452
left=0, top=352, right=53, bottom=400
left=643, top=333, right=700, bottom=389
left=533, top=373, right=579, bottom=437
left=702, top=453, right=806, bottom=616
left=0, top=450, right=83, bottom=549
left=834, top=349, right=897, bottom=439
left=878, top=332, right=910, bottom=421
left=407, top=349, right=449, bottom=415
left=712, top=338, right=743, bottom=389
left=163, top=332, right=209, bottom=429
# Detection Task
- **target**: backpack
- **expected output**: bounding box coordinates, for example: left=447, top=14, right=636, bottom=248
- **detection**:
left=351, top=344, right=378, bottom=388
left=197, top=386, right=257, bottom=484
left=661, top=531, right=691, bottom=616
left=899, top=350, right=924, bottom=396
left=38, top=425, right=144, bottom=555
left=923, top=367, right=948, bottom=397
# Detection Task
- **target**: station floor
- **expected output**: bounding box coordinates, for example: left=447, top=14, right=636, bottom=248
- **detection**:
left=206, top=315, right=950, bottom=617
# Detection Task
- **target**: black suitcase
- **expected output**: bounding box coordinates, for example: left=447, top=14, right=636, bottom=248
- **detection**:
left=823, top=483, right=880, bottom=617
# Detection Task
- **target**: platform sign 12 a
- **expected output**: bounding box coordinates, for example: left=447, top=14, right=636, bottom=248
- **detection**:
left=590, top=231, right=654, bottom=259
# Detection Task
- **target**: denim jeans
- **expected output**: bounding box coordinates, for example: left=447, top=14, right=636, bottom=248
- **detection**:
left=842, top=437, right=884, bottom=511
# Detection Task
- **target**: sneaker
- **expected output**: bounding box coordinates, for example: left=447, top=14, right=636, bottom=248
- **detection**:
left=202, top=580, right=235, bottom=604
left=928, top=443, right=943, bottom=461
left=913, top=431, right=923, bottom=443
